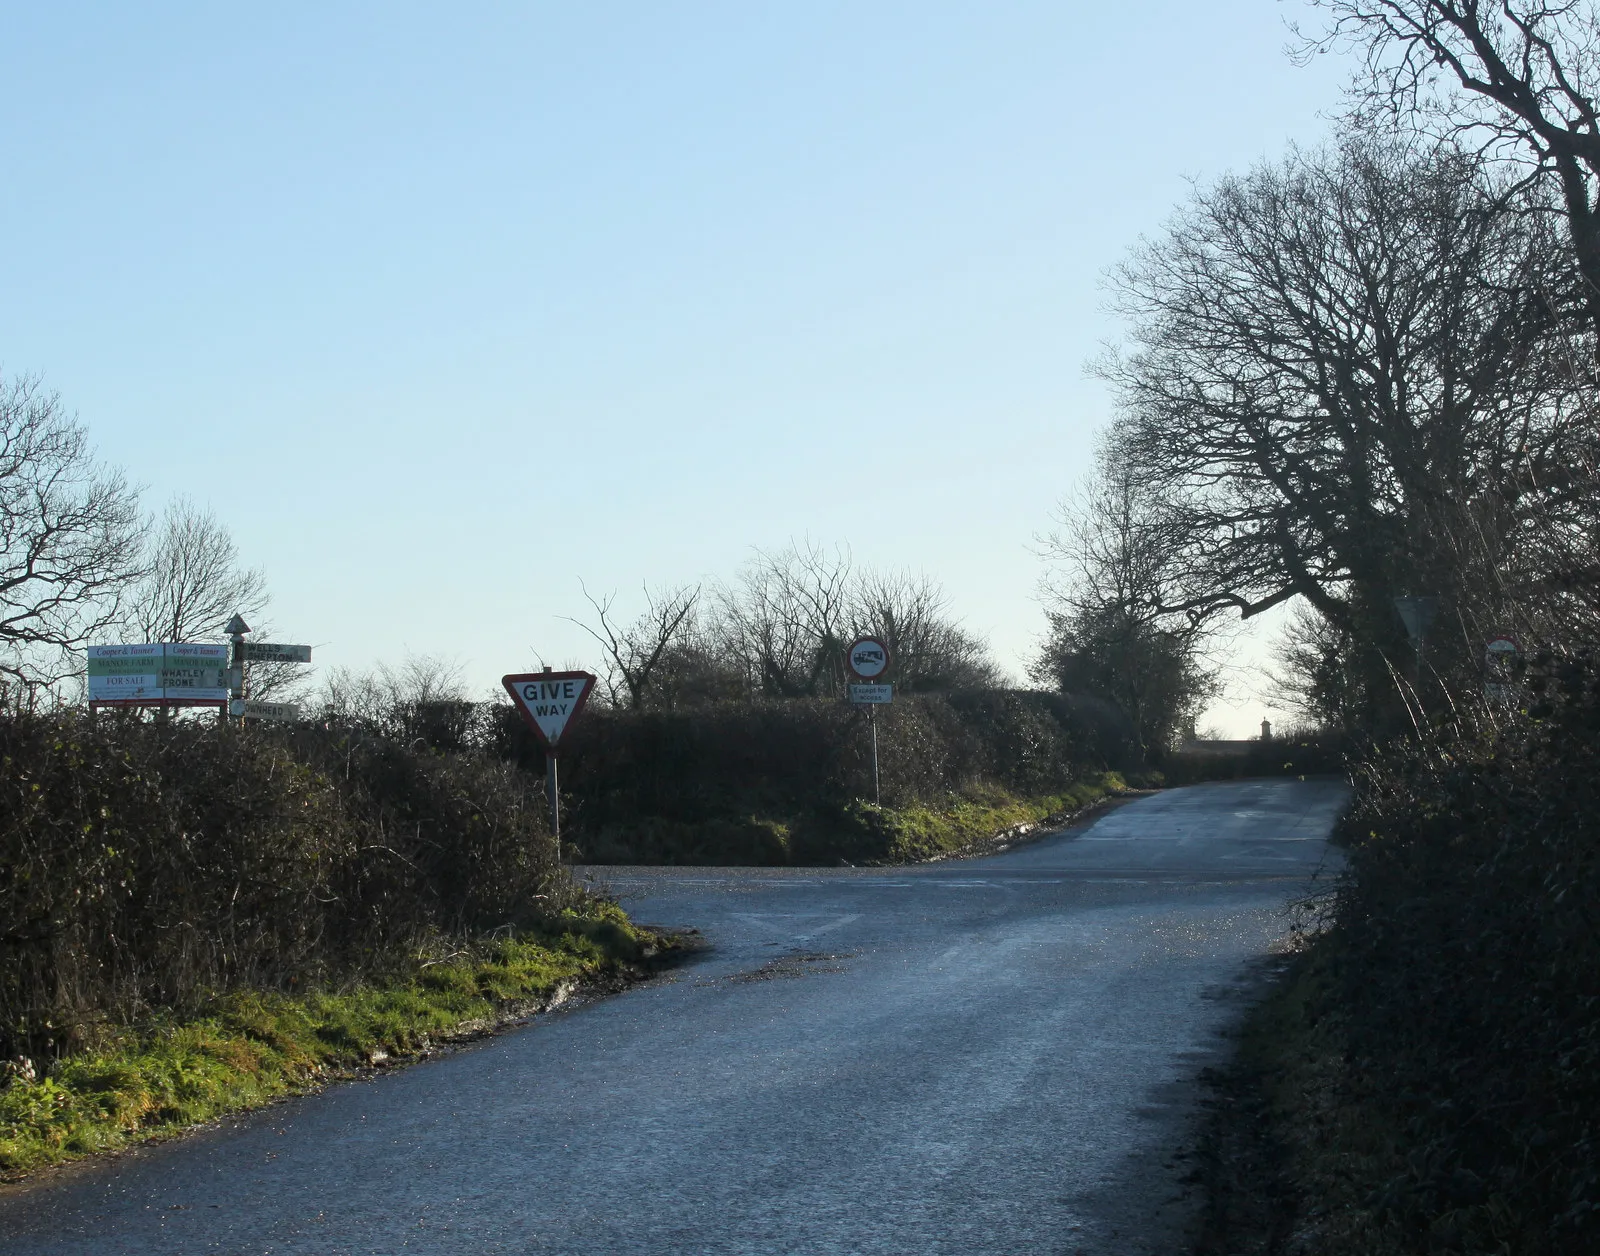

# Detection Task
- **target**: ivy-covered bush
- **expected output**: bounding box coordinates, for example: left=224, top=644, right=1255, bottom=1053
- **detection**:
left=0, top=711, right=573, bottom=1063
left=1324, top=654, right=1600, bottom=1253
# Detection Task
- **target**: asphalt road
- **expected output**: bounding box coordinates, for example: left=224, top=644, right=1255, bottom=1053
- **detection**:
left=0, top=778, right=1348, bottom=1256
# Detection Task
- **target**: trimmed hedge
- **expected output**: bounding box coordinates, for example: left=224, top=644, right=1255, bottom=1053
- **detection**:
left=0, top=711, right=573, bottom=1064
left=487, top=690, right=1133, bottom=864
left=0, top=685, right=1132, bottom=1058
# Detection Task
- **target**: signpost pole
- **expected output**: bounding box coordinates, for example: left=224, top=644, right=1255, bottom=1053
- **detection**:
left=501, top=665, right=596, bottom=868
left=224, top=614, right=251, bottom=728
left=547, top=752, right=561, bottom=863
left=844, top=636, right=892, bottom=808
left=228, top=631, right=241, bottom=727
left=868, top=707, right=880, bottom=806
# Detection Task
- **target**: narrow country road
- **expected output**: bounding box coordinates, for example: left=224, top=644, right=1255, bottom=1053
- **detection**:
left=0, top=778, right=1347, bottom=1256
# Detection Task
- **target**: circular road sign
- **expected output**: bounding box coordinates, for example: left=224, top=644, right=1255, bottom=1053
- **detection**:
left=846, top=636, right=891, bottom=680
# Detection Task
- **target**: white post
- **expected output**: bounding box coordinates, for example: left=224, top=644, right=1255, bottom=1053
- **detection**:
left=547, top=753, right=561, bottom=862
left=869, top=707, right=880, bottom=806
left=228, top=630, right=247, bottom=725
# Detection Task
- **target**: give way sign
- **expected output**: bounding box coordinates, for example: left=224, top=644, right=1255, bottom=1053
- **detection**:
left=502, top=670, right=597, bottom=751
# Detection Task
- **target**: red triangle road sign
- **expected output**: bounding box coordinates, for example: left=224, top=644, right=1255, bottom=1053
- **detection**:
left=502, top=671, right=597, bottom=752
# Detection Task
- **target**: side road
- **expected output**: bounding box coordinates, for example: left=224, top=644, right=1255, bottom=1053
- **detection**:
left=0, top=779, right=1347, bottom=1256
left=0, top=774, right=1140, bottom=1185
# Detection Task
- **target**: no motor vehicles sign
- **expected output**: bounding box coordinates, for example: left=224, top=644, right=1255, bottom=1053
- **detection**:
left=846, top=636, right=891, bottom=680
left=502, top=671, right=596, bottom=751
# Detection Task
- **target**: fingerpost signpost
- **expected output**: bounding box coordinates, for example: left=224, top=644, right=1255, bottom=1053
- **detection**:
left=224, top=615, right=313, bottom=723
left=502, top=667, right=597, bottom=861
left=1485, top=633, right=1520, bottom=702
left=845, top=635, right=893, bottom=805
left=88, top=614, right=313, bottom=722
left=1393, top=595, right=1439, bottom=687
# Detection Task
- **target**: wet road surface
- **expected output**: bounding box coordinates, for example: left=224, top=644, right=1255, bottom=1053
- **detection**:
left=0, top=778, right=1347, bottom=1255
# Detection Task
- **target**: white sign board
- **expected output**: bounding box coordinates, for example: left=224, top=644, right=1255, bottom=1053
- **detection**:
left=849, top=683, right=894, bottom=705
left=1484, top=634, right=1520, bottom=702
left=88, top=643, right=228, bottom=702
left=230, top=699, right=301, bottom=722
left=502, top=671, right=597, bottom=751
left=1394, top=596, right=1439, bottom=642
left=242, top=642, right=313, bottom=664
left=163, top=644, right=229, bottom=698
left=87, top=644, right=164, bottom=701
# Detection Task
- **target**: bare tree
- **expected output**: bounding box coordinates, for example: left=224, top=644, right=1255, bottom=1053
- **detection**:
left=710, top=540, right=1001, bottom=698
left=1268, top=603, right=1370, bottom=731
left=578, top=541, right=1001, bottom=705
left=716, top=540, right=854, bottom=697
left=1301, top=0, right=1600, bottom=334
left=123, top=496, right=315, bottom=705
left=320, top=653, right=477, bottom=748
left=0, top=375, right=144, bottom=692
left=1035, top=455, right=1216, bottom=757
left=566, top=581, right=702, bottom=710
left=127, top=496, right=267, bottom=643
left=1098, top=135, right=1590, bottom=724
left=852, top=569, right=999, bottom=691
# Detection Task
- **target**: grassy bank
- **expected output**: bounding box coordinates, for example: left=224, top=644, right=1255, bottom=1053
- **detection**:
left=1198, top=925, right=1600, bottom=1256
left=577, top=772, right=1134, bottom=865
left=1188, top=660, right=1600, bottom=1255
left=1194, top=663, right=1600, bottom=1255
left=839, top=773, right=1130, bottom=863
left=0, top=908, right=675, bottom=1182
left=1, top=711, right=581, bottom=1066
left=528, top=692, right=1139, bottom=864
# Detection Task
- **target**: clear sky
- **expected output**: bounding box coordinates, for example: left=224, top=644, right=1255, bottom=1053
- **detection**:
left=0, top=2, right=1350, bottom=731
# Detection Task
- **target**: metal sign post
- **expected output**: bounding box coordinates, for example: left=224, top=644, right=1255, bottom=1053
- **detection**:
left=845, top=636, right=893, bottom=806
left=502, top=667, right=598, bottom=863
left=1484, top=633, right=1521, bottom=702
left=868, top=707, right=880, bottom=805
left=547, top=755, right=561, bottom=849
left=223, top=614, right=313, bottom=724
left=1393, top=595, right=1439, bottom=686
left=225, top=614, right=250, bottom=725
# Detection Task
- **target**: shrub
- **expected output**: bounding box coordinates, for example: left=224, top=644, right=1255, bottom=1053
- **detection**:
left=497, top=690, right=1115, bottom=863
left=0, top=710, right=575, bottom=1064
left=1312, top=656, right=1600, bottom=1253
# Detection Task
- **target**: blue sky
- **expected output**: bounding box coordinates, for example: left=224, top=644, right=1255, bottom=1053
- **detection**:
left=0, top=3, right=1348, bottom=730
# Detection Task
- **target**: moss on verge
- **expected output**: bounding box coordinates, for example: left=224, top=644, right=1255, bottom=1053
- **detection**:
left=831, top=772, right=1131, bottom=864
left=0, top=906, right=674, bottom=1182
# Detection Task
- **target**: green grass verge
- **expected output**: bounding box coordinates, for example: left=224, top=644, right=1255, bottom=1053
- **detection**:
left=0, top=906, right=670, bottom=1182
left=576, top=772, right=1139, bottom=866
left=844, top=772, right=1131, bottom=863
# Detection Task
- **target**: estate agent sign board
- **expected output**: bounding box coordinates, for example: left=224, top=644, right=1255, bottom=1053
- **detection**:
left=88, top=643, right=229, bottom=704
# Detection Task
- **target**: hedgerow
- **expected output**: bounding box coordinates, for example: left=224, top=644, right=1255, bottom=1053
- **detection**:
left=0, top=710, right=577, bottom=1066
left=1253, top=655, right=1600, bottom=1254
